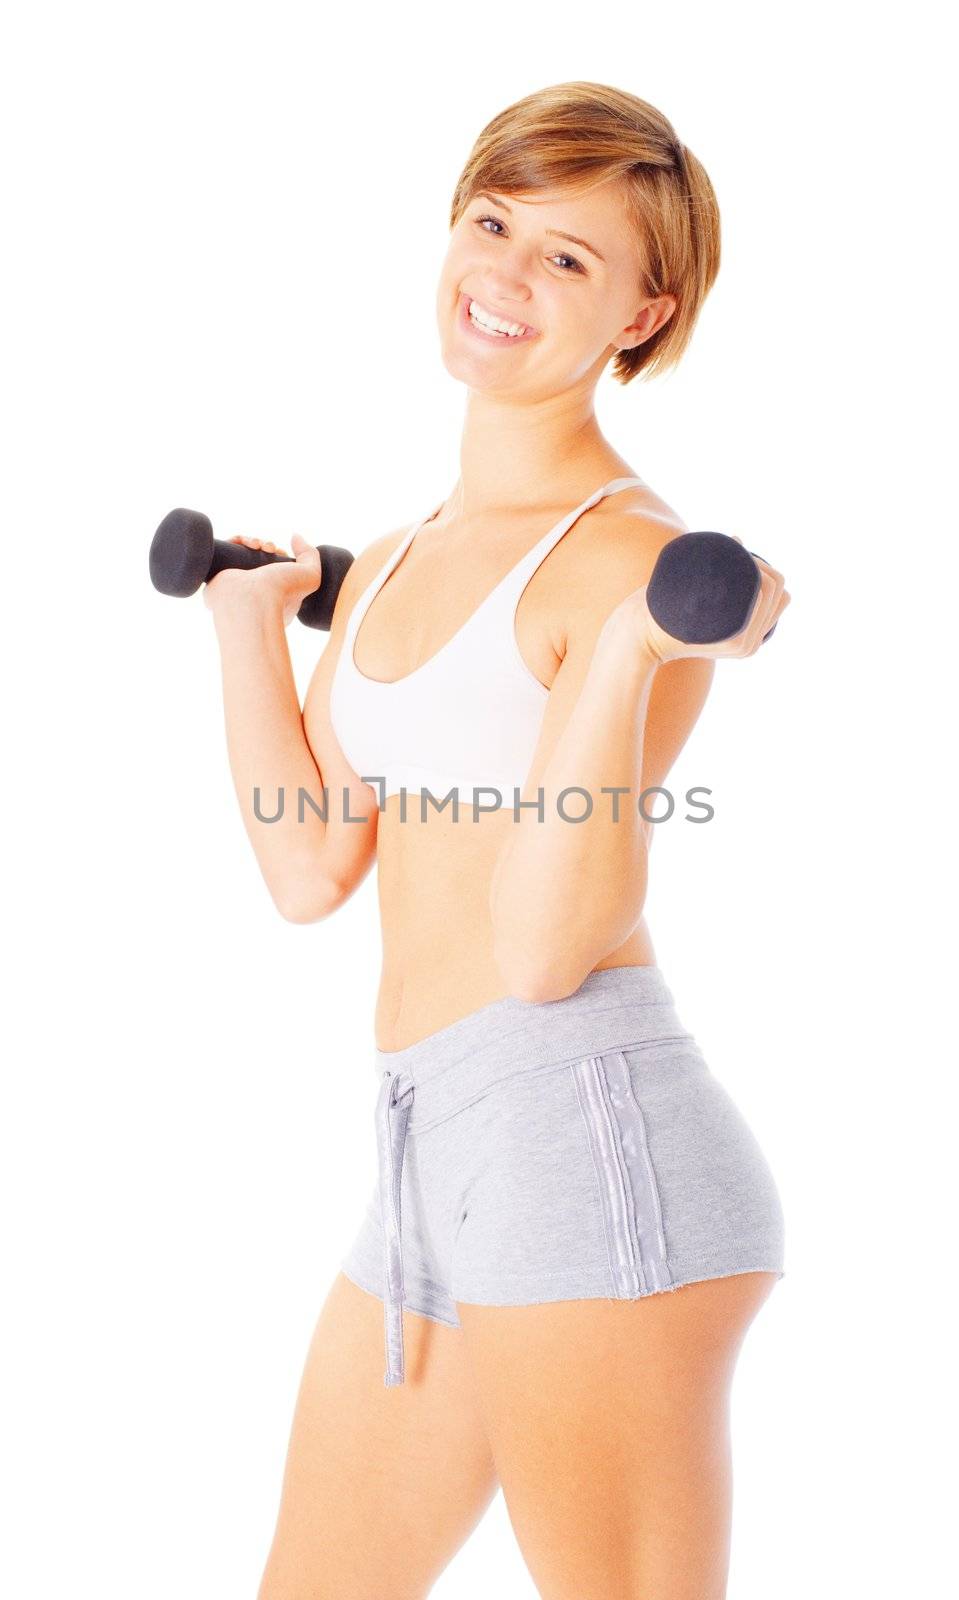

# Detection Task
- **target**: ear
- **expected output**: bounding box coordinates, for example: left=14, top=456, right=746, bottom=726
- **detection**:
left=616, top=293, right=678, bottom=351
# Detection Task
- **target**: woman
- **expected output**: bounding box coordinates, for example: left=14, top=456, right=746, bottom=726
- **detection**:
left=207, top=82, right=791, bottom=1600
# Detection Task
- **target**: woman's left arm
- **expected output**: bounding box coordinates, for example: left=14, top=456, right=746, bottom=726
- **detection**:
left=490, top=623, right=673, bottom=1002
left=489, top=535, right=789, bottom=1001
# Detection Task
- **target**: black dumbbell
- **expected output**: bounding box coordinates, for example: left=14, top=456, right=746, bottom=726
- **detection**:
left=149, top=508, right=355, bottom=631
left=646, top=532, right=778, bottom=645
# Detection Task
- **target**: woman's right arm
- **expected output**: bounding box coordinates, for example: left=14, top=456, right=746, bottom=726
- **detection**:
left=208, top=534, right=383, bottom=923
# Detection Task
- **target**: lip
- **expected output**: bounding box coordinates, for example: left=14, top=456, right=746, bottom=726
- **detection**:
left=458, top=291, right=539, bottom=345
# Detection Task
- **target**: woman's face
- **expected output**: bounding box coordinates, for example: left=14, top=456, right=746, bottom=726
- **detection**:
left=435, top=177, right=675, bottom=401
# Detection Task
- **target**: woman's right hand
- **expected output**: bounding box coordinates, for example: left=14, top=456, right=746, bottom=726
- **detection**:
left=203, top=533, right=323, bottom=627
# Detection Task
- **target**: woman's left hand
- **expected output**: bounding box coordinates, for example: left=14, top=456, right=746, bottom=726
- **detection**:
left=600, top=546, right=791, bottom=666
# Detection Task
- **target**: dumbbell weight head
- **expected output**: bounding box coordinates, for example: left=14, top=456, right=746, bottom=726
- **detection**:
left=646, top=532, right=777, bottom=646
left=296, top=545, right=355, bottom=630
left=149, top=508, right=216, bottom=598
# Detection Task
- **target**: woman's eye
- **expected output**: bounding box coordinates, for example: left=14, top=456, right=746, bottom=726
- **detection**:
left=475, top=214, right=506, bottom=238
left=552, top=251, right=584, bottom=274
left=473, top=214, right=585, bottom=274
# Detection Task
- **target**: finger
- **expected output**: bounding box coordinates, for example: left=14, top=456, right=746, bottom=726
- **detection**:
left=758, top=585, right=791, bottom=647
left=769, top=590, right=790, bottom=627
left=745, top=568, right=783, bottom=653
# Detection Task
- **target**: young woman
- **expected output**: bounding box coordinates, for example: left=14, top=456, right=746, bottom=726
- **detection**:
left=207, top=82, right=791, bottom=1600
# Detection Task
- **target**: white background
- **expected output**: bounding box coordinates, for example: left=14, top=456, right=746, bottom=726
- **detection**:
left=3, top=2, right=956, bottom=1594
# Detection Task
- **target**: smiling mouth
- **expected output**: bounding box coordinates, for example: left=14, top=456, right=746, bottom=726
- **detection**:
left=465, top=295, right=536, bottom=338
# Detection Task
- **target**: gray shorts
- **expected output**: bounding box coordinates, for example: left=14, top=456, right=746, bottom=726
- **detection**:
left=340, top=966, right=785, bottom=1386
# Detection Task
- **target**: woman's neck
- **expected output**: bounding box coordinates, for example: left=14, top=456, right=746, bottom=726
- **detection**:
left=446, top=389, right=634, bottom=520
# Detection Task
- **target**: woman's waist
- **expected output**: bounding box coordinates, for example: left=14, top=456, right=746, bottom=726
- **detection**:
left=374, top=963, right=693, bottom=1130
left=373, top=920, right=656, bottom=1052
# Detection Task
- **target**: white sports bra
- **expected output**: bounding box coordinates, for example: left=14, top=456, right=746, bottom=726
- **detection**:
left=328, top=476, right=646, bottom=803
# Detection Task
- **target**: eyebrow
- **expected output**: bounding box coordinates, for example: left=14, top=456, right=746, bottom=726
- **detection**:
left=474, top=191, right=607, bottom=264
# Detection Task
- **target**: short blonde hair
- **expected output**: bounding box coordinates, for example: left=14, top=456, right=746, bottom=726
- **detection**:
left=449, top=81, right=721, bottom=383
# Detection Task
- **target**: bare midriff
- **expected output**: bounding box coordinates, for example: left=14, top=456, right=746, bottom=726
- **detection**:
left=373, top=800, right=656, bottom=1050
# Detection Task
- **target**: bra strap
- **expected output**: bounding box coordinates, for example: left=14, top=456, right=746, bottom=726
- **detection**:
left=494, top=475, right=648, bottom=595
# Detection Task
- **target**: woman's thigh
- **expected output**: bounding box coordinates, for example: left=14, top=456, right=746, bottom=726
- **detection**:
left=455, top=1270, right=779, bottom=1600
left=257, top=1271, right=498, bottom=1600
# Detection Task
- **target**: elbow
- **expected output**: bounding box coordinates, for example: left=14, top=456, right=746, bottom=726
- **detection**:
left=274, top=872, right=344, bottom=925
left=492, top=936, right=587, bottom=1005
left=277, top=900, right=323, bottom=926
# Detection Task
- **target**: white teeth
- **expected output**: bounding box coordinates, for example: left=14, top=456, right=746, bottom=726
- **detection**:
left=468, top=299, right=528, bottom=337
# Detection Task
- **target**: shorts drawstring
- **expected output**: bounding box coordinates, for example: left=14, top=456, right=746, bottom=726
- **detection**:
left=375, top=1067, right=414, bottom=1386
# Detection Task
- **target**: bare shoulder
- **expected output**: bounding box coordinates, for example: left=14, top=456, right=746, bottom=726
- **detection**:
left=545, top=482, right=689, bottom=654
left=576, top=483, right=689, bottom=594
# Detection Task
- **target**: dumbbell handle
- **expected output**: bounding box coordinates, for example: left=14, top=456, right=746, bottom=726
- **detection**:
left=646, top=532, right=777, bottom=646
left=149, top=507, right=354, bottom=631
left=199, top=533, right=354, bottom=630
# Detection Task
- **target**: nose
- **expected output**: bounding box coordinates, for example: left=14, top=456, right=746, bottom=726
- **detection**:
left=484, top=271, right=532, bottom=300
left=473, top=279, right=537, bottom=329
